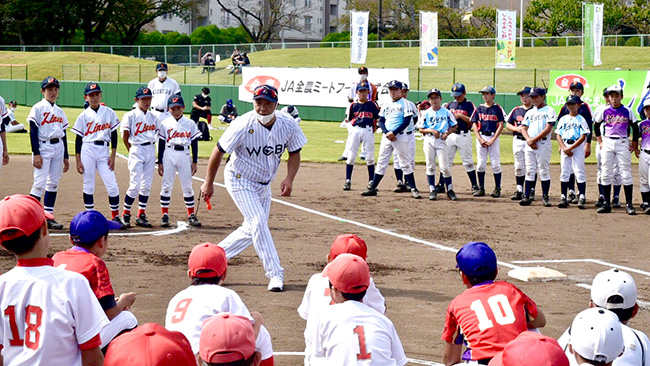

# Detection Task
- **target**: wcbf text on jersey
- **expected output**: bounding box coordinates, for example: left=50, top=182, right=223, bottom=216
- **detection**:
left=246, top=143, right=287, bottom=157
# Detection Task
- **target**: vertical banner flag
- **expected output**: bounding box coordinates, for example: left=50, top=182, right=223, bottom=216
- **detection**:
left=420, top=11, right=439, bottom=67
left=350, top=11, right=369, bottom=64
left=584, top=3, right=604, bottom=67
left=496, top=10, right=517, bottom=69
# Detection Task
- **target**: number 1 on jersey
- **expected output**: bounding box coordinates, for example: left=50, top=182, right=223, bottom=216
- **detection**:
left=353, top=325, right=372, bottom=360
left=470, top=294, right=516, bottom=331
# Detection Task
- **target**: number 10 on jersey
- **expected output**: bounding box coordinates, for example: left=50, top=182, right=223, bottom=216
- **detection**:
left=470, top=294, right=516, bottom=331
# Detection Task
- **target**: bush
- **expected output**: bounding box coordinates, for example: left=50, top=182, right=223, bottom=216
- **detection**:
left=624, top=36, right=640, bottom=46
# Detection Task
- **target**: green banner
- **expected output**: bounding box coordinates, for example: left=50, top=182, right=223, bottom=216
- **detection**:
left=583, top=3, right=603, bottom=67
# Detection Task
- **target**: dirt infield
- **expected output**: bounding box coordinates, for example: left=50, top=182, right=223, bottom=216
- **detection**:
left=0, top=154, right=648, bottom=365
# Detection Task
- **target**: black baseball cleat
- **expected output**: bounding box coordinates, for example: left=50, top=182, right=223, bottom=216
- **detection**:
left=570, top=192, right=580, bottom=204
left=510, top=191, right=523, bottom=200
left=411, top=188, right=422, bottom=199
left=337, top=156, right=347, bottom=161
left=472, top=185, right=480, bottom=196
left=394, top=181, right=409, bottom=193
left=542, top=195, right=551, bottom=207
left=490, top=188, right=501, bottom=198
left=577, top=197, right=587, bottom=209
left=530, top=188, right=536, bottom=201
left=626, top=204, right=637, bottom=215
left=645, top=205, right=650, bottom=215
left=612, top=196, right=621, bottom=208
left=595, top=195, right=605, bottom=208
left=519, top=196, right=532, bottom=206
left=161, top=214, right=170, bottom=227
left=435, top=184, right=446, bottom=193
left=361, top=187, right=377, bottom=196
left=447, top=190, right=458, bottom=201
left=429, top=191, right=437, bottom=200
left=123, top=214, right=132, bottom=228
left=473, top=187, right=485, bottom=197
left=568, top=192, right=577, bottom=204
left=343, top=180, right=351, bottom=191
left=188, top=213, right=202, bottom=227
left=557, top=198, right=568, bottom=208
left=47, top=219, right=64, bottom=230
left=597, top=203, right=612, bottom=214
left=135, top=213, right=153, bottom=228
left=112, top=216, right=127, bottom=230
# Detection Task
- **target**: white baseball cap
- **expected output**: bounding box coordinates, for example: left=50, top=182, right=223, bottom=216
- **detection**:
left=591, top=268, right=637, bottom=310
left=570, top=308, right=624, bottom=364
left=607, top=84, right=623, bottom=95
left=643, top=99, right=650, bottom=108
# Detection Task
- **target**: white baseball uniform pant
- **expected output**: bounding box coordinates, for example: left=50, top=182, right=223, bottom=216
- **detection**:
left=219, top=169, right=283, bottom=280
left=423, top=134, right=451, bottom=178
left=5, top=122, right=25, bottom=133
left=126, top=144, right=156, bottom=198
left=100, top=310, right=138, bottom=349
left=639, top=150, right=650, bottom=193
left=446, top=131, right=475, bottom=172
left=560, top=142, right=586, bottom=183
left=525, top=137, right=553, bottom=181
left=30, top=139, right=64, bottom=197
left=375, top=132, right=415, bottom=176
left=476, top=133, right=502, bottom=174
left=81, top=143, right=119, bottom=197
left=151, top=110, right=171, bottom=124
left=512, top=137, right=527, bottom=177
left=160, top=148, right=195, bottom=199
left=345, top=125, right=375, bottom=165
left=600, top=137, right=633, bottom=186
left=596, top=140, right=623, bottom=186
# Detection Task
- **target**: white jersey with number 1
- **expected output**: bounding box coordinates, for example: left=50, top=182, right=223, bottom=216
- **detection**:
left=147, top=77, right=181, bottom=111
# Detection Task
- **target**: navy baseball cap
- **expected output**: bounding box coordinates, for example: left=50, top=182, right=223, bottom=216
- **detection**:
left=70, top=210, right=122, bottom=244
left=226, top=99, right=233, bottom=106
left=451, top=83, right=466, bottom=97
left=427, top=88, right=442, bottom=97
left=566, top=95, right=582, bottom=104
left=480, top=86, right=496, bottom=94
left=456, top=242, right=498, bottom=278
left=168, top=94, right=185, bottom=108
left=570, top=81, right=584, bottom=91
left=517, top=86, right=532, bottom=96
left=253, top=85, right=278, bottom=103
left=135, top=86, right=152, bottom=98
left=156, top=62, right=168, bottom=71
left=84, top=82, right=102, bottom=95
left=356, top=81, right=370, bottom=91
left=402, top=83, right=410, bottom=90
left=386, top=80, right=403, bottom=90
left=41, top=76, right=60, bottom=89
left=529, top=87, right=547, bottom=97
left=358, top=66, right=369, bottom=74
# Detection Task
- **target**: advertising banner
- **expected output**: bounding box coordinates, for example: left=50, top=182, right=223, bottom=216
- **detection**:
left=583, top=3, right=603, bottom=67
left=420, top=11, right=439, bottom=67
left=496, top=10, right=516, bottom=69
left=350, top=11, right=370, bottom=64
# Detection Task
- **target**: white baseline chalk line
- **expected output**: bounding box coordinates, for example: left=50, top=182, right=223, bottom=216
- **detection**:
left=51, top=221, right=189, bottom=237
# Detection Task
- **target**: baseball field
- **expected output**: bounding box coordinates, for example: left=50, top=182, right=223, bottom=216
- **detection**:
left=0, top=47, right=649, bottom=365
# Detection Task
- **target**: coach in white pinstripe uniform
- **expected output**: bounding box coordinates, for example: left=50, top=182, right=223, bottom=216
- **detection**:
left=201, top=85, right=308, bottom=292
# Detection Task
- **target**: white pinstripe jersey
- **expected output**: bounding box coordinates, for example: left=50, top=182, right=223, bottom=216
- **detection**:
left=218, top=111, right=308, bottom=184
left=71, top=105, right=120, bottom=143
left=158, top=116, right=201, bottom=147
left=0, top=97, right=8, bottom=121
left=165, top=284, right=253, bottom=354
left=146, top=77, right=181, bottom=110
left=120, top=108, right=160, bottom=145
left=27, top=99, right=69, bottom=140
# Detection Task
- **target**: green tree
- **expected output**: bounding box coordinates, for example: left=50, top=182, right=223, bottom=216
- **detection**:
left=524, top=0, right=627, bottom=37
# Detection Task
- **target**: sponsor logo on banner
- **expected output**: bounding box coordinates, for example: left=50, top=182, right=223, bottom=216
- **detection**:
left=243, top=76, right=281, bottom=93
left=554, top=74, right=588, bottom=90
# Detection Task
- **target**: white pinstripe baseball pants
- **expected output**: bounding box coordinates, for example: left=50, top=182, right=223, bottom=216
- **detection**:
left=219, top=169, right=283, bottom=280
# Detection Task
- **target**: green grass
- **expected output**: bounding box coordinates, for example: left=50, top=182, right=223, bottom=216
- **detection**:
left=1, top=46, right=649, bottom=92
left=8, top=105, right=634, bottom=165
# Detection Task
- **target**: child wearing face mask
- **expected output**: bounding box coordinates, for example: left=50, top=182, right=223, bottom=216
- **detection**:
left=3, top=100, right=26, bottom=133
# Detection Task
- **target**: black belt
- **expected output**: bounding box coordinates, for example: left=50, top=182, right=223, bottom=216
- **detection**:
left=170, top=145, right=187, bottom=151
left=564, top=139, right=576, bottom=144
left=644, top=149, right=650, bottom=154
left=606, top=136, right=622, bottom=140
left=477, top=358, right=492, bottom=365
left=93, top=141, right=108, bottom=146
left=154, top=108, right=165, bottom=113
left=515, top=135, right=526, bottom=140
left=539, top=136, right=548, bottom=141
left=354, top=125, right=372, bottom=128
left=41, top=138, right=60, bottom=144
left=454, top=130, right=469, bottom=134
left=397, top=131, right=413, bottom=135
left=481, top=131, right=494, bottom=136
left=259, top=180, right=270, bottom=185
left=140, top=142, right=152, bottom=146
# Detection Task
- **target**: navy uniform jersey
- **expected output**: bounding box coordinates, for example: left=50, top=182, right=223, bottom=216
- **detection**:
left=447, top=99, right=475, bottom=132
left=348, top=101, right=380, bottom=128
left=471, top=104, right=505, bottom=134
left=558, top=103, right=593, bottom=142
left=506, top=106, right=531, bottom=138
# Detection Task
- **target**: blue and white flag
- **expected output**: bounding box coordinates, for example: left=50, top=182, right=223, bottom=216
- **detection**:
left=350, top=11, right=369, bottom=64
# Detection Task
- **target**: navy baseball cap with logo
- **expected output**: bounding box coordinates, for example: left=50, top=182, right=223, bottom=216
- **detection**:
left=253, top=85, right=278, bottom=103
left=356, top=82, right=370, bottom=91
left=70, top=210, right=122, bottom=245
left=566, top=95, right=582, bottom=104
left=570, top=81, right=584, bottom=91
left=517, top=86, right=532, bottom=96
left=135, top=86, right=152, bottom=98
left=402, top=83, right=410, bottom=90
left=168, top=94, right=185, bottom=108
left=41, top=76, right=60, bottom=89
left=386, top=80, right=403, bottom=90
left=529, top=87, right=547, bottom=97
left=480, top=86, right=496, bottom=94
left=84, top=82, right=102, bottom=95
left=358, top=66, right=369, bottom=74
left=156, top=62, right=168, bottom=71
left=456, top=242, right=498, bottom=278
left=427, top=88, right=442, bottom=97
left=451, top=83, right=466, bottom=97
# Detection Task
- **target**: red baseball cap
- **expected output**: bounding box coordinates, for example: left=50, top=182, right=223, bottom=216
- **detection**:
left=329, top=234, right=368, bottom=260
left=0, top=195, right=53, bottom=243
left=488, top=332, right=569, bottom=366
left=199, top=312, right=256, bottom=363
left=189, top=243, right=227, bottom=278
left=322, top=253, right=370, bottom=294
left=104, top=323, right=196, bottom=366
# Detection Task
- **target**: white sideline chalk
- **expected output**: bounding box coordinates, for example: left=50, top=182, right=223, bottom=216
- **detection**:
left=508, top=267, right=567, bottom=282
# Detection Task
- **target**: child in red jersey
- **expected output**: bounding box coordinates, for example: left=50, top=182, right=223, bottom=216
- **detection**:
left=442, top=242, right=546, bottom=366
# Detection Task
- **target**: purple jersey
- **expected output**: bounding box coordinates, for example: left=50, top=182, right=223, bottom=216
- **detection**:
left=447, top=99, right=475, bottom=132
left=598, top=105, right=637, bottom=138
left=471, top=104, right=505, bottom=134
left=639, top=119, right=650, bottom=151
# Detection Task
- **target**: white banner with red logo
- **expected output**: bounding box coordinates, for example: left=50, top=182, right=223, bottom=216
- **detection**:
left=350, top=11, right=370, bottom=64
left=496, top=10, right=516, bottom=69
left=239, top=67, right=410, bottom=108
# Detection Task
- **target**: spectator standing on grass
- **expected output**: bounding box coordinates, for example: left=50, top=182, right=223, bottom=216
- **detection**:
left=218, top=99, right=238, bottom=123
left=191, top=87, right=212, bottom=125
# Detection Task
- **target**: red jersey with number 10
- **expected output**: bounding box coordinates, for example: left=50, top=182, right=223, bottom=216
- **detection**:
left=441, top=281, right=538, bottom=361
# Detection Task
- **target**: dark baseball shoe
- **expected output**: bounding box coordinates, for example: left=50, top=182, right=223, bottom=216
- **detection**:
left=367, top=181, right=373, bottom=190
left=429, top=191, right=437, bottom=200
left=645, top=204, right=650, bottom=215
left=490, top=188, right=501, bottom=198
left=268, top=276, right=284, bottom=292
left=343, top=180, right=351, bottom=191
left=123, top=214, right=132, bottom=228
left=542, top=195, right=551, bottom=207
left=411, top=188, right=422, bottom=199
left=188, top=213, right=202, bottom=227
left=510, top=191, right=523, bottom=200
left=641, top=202, right=649, bottom=211
left=519, top=196, right=532, bottom=206
left=161, top=214, right=170, bottom=227
left=394, top=181, right=409, bottom=193
left=557, top=198, right=568, bottom=208
left=47, top=219, right=64, bottom=230
left=472, top=185, right=480, bottom=195
left=473, top=187, right=485, bottom=197
left=597, top=203, right=612, bottom=214
left=530, top=188, right=536, bottom=201
left=447, top=190, right=458, bottom=201
left=435, top=184, right=446, bottom=193
left=337, top=156, right=347, bottom=161
left=595, top=195, right=605, bottom=208
left=577, top=197, right=587, bottom=209
left=135, top=213, right=153, bottom=228
left=612, top=196, right=621, bottom=208
left=361, top=187, right=377, bottom=196
left=112, top=216, right=127, bottom=230
left=568, top=191, right=577, bottom=204
left=626, top=204, right=637, bottom=215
